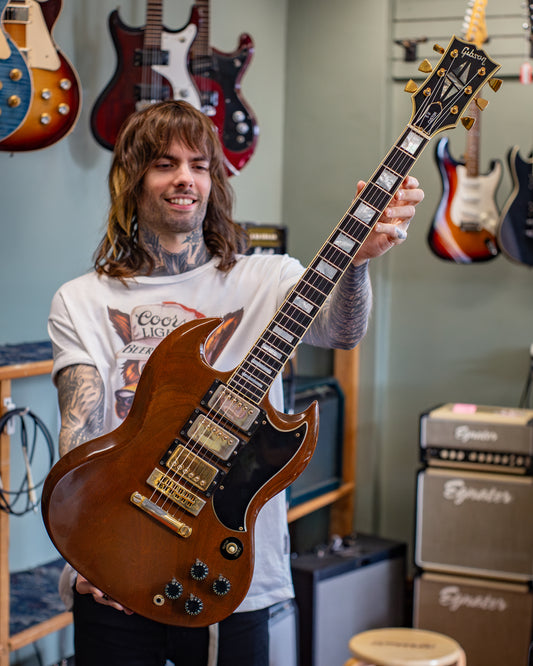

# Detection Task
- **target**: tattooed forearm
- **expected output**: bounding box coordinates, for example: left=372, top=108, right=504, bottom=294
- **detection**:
left=141, top=227, right=211, bottom=275
left=56, top=364, right=105, bottom=457
left=304, top=261, right=372, bottom=349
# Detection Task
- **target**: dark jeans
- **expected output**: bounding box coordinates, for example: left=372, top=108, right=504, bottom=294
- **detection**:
left=73, top=589, right=270, bottom=666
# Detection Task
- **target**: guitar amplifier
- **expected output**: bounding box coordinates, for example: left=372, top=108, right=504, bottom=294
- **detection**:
left=238, top=222, right=287, bottom=255
left=415, top=467, right=533, bottom=581
left=420, top=403, right=533, bottom=474
left=291, top=534, right=406, bottom=666
left=413, top=571, right=533, bottom=666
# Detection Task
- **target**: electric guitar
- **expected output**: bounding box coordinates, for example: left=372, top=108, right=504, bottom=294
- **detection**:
left=0, top=0, right=81, bottom=152
left=496, top=4, right=533, bottom=267
left=0, top=0, right=32, bottom=141
left=42, top=36, right=501, bottom=628
left=189, top=0, right=258, bottom=176
left=427, top=0, right=502, bottom=263
left=90, top=0, right=200, bottom=151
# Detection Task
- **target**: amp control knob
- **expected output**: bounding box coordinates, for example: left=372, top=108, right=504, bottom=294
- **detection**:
left=184, top=594, right=203, bottom=616
left=190, top=559, right=209, bottom=581
left=213, top=575, right=231, bottom=596
left=164, top=578, right=183, bottom=600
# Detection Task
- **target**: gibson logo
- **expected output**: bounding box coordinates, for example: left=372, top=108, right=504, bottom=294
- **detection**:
left=454, top=425, right=497, bottom=444
left=443, top=479, right=513, bottom=506
left=439, top=585, right=507, bottom=612
left=461, top=46, right=487, bottom=66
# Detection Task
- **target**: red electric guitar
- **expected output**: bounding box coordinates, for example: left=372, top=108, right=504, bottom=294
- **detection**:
left=42, top=36, right=501, bottom=628
left=427, top=0, right=502, bottom=263
left=90, top=0, right=200, bottom=151
left=0, top=0, right=81, bottom=152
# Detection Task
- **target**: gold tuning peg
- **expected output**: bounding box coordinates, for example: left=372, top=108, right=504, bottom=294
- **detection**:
left=488, top=78, right=502, bottom=92
left=418, top=59, right=432, bottom=73
left=475, top=97, right=489, bottom=110
left=433, top=43, right=445, bottom=54
left=461, top=116, right=475, bottom=130
left=404, top=79, right=418, bottom=93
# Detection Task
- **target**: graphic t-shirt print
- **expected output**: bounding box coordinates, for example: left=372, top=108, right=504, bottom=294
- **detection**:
left=107, top=302, right=243, bottom=419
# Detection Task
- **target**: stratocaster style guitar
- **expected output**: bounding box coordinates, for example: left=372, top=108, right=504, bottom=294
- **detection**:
left=189, top=0, right=258, bottom=176
left=90, top=0, right=200, bottom=151
left=42, top=36, right=501, bottom=628
left=496, top=4, right=533, bottom=267
left=427, top=0, right=501, bottom=263
left=0, top=0, right=32, bottom=141
left=0, top=0, right=81, bottom=151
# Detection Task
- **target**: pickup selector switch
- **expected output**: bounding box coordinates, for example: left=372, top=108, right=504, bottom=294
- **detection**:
left=164, top=578, right=183, bottom=600
left=190, top=559, right=209, bottom=580
left=184, top=594, right=203, bottom=616
left=212, top=575, right=231, bottom=596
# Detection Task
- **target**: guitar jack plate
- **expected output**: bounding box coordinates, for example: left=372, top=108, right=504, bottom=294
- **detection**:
left=153, top=594, right=165, bottom=606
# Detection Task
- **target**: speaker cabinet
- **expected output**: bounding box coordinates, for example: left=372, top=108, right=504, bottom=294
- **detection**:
left=269, top=599, right=298, bottom=666
left=291, top=534, right=406, bottom=666
left=413, top=571, right=533, bottom=666
left=415, top=467, right=533, bottom=581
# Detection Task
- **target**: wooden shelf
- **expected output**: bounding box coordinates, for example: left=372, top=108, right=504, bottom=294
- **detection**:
left=0, top=352, right=71, bottom=666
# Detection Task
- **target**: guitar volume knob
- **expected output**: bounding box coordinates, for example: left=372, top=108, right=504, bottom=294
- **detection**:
left=190, top=559, right=209, bottom=581
left=212, top=575, right=231, bottom=596
left=164, top=578, right=183, bottom=600
left=184, top=594, right=203, bottom=616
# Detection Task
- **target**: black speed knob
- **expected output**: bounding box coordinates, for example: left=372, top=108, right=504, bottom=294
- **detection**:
left=164, top=578, right=183, bottom=600
left=190, top=559, right=209, bottom=580
left=184, top=594, right=204, bottom=616
left=212, top=575, right=231, bottom=596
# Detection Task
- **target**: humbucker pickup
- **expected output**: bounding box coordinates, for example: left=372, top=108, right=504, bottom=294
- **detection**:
left=201, top=381, right=263, bottom=435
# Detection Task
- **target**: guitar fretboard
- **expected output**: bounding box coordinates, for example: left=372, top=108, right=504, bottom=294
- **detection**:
left=144, top=0, right=163, bottom=49
left=190, top=0, right=211, bottom=58
left=228, top=125, right=428, bottom=405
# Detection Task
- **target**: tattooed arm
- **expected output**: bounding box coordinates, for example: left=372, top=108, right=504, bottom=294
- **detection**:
left=56, top=364, right=105, bottom=457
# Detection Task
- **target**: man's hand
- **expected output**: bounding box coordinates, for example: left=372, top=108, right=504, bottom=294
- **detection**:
left=76, top=573, right=133, bottom=614
left=353, top=176, right=424, bottom=265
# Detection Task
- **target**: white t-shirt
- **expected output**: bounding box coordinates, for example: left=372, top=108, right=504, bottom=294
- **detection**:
left=48, top=253, right=305, bottom=613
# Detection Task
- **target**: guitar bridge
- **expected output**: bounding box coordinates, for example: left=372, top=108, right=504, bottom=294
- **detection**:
left=130, top=492, right=192, bottom=537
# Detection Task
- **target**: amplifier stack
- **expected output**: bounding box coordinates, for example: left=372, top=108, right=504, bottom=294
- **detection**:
left=413, top=403, right=533, bottom=666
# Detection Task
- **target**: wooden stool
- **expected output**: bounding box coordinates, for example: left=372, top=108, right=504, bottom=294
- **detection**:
left=345, top=628, right=466, bottom=666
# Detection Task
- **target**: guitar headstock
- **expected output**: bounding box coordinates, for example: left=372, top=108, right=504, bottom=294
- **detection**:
left=462, top=0, right=488, bottom=48
left=406, top=35, right=501, bottom=138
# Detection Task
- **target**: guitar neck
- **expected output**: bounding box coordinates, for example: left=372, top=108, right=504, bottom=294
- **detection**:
left=144, top=0, right=163, bottom=49
left=464, top=99, right=481, bottom=177
left=229, top=126, right=428, bottom=405
left=190, top=0, right=211, bottom=58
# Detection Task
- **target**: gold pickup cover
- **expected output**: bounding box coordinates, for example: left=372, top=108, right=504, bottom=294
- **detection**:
left=165, top=444, right=218, bottom=490
left=146, top=469, right=206, bottom=516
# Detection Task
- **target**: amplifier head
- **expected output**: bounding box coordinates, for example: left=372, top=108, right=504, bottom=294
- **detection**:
left=420, top=403, right=533, bottom=474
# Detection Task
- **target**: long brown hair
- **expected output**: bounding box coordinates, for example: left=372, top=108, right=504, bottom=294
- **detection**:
left=93, top=101, right=248, bottom=277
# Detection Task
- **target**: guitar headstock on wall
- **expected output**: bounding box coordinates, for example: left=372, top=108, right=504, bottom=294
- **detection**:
left=403, top=35, right=501, bottom=139
left=462, top=0, right=488, bottom=48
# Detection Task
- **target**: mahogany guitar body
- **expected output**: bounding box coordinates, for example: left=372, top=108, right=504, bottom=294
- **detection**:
left=42, top=317, right=318, bottom=627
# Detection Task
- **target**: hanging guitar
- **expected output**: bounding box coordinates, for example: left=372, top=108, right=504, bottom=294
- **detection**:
left=0, top=0, right=81, bottom=152
left=42, top=35, right=502, bottom=628
left=189, top=0, right=258, bottom=176
left=427, top=0, right=502, bottom=263
left=0, top=0, right=32, bottom=141
left=496, top=3, right=533, bottom=267
left=90, top=0, right=200, bottom=151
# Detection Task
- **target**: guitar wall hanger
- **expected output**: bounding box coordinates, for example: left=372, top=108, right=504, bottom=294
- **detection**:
left=394, top=37, right=428, bottom=62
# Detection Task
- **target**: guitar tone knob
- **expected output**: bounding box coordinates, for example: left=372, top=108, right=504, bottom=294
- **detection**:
left=236, top=122, right=249, bottom=135
left=164, top=578, right=183, bottom=600
left=232, top=110, right=245, bottom=122
left=190, top=559, right=209, bottom=581
left=7, top=95, right=20, bottom=108
left=40, top=113, right=51, bottom=125
left=212, top=575, right=231, bottom=596
left=184, top=594, right=203, bottom=616
left=58, top=103, right=70, bottom=116
left=9, top=69, right=22, bottom=81
left=59, top=78, right=72, bottom=90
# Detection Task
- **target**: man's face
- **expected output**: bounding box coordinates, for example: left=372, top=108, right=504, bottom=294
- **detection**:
left=137, top=139, right=212, bottom=243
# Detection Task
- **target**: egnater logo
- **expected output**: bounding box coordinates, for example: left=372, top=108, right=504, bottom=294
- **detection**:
left=461, top=46, right=487, bottom=67
left=454, top=425, right=498, bottom=444
left=439, top=585, right=507, bottom=612
left=443, top=479, right=513, bottom=506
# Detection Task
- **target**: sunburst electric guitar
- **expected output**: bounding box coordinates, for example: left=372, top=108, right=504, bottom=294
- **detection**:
left=428, top=0, right=502, bottom=262
left=42, top=36, right=501, bottom=628
left=0, top=0, right=81, bottom=151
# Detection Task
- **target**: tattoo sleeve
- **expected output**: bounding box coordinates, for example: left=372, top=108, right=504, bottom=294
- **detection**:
left=303, top=261, right=372, bottom=349
left=56, top=364, right=105, bottom=457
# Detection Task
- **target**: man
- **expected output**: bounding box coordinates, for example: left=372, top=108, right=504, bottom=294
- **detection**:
left=48, top=100, right=424, bottom=666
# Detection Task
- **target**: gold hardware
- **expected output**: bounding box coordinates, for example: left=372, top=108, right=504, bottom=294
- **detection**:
left=59, top=78, right=72, bottom=90
left=423, top=88, right=431, bottom=97
left=187, top=414, right=240, bottom=460
left=9, top=69, right=22, bottom=81
left=451, top=49, right=458, bottom=58
left=461, top=116, right=475, bottom=130
left=40, top=113, right=51, bottom=125
left=207, top=385, right=260, bottom=432
left=404, top=79, right=418, bottom=93
left=41, top=88, right=51, bottom=100
left=418, top=59, right=432, bottom=73
left=489, top=78, right=502, bottom=92
left=165, top=445, right=218, bottom=490
left=7, top=95, right=20, bottom=107
left=130, top=491, right=193, bottom=535
left=433, top=43, right=445, bottom=54
left=464, top=86, right=472, bottom=95
left=475, top=97, right=488, bottom=110
left=437, top=68, right=445, bottom=77
left=147, top=470, right=205, bottom=516
left=450, top=105, right=459, bottom=115
left=478, top=67, right=486, bottom=76
left=58, top=103, right=70, bottom=115
left=153, top=594, right=165, bottom=606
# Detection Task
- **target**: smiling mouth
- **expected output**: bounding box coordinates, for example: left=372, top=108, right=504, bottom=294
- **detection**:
left=168, top=197, right=195, bottom=206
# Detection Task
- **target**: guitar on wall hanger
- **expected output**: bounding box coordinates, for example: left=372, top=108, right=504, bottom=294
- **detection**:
left=188, top=0, right=259, bottom=176
left=0, top=0, right=81, bottom=152
left=496, top=3, right=533, bottom=267
left=427, top=0, right=502, bottom=263
left=0, top=0, right=32, bottom=141
left=42, top=35, right=502, bottom=628
left=90, top=0, right=200, bottom=151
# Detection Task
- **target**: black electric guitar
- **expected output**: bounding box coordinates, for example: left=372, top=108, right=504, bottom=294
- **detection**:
left=0, top=0, right=32, bottom=141
left=428, top=0, right=502, bottom=263
left=42, top=36, right=501, bottom=628
left=90, top=0, right=200, bottom=151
